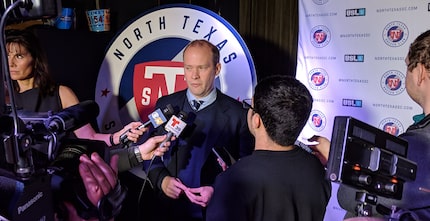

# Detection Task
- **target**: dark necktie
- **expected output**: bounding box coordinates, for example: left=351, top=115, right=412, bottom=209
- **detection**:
left=193, top=100, right=203, bottom=110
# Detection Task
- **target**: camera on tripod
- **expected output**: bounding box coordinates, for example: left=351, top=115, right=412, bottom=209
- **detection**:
left=0, top=101, right=110, bottom=221
left=326, top=116, right=418, bottom=219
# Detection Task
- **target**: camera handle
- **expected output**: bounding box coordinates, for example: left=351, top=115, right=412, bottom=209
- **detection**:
left=354, top=191, right=420, bottom=221
left=0, top=0, right=35, bottom=179
left=354, top=191, right=377, bottom=217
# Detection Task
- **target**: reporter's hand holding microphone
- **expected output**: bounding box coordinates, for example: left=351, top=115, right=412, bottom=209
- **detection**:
left=118, top=105, right=176, bottom=146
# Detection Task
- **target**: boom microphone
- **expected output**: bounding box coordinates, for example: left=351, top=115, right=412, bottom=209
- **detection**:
left=119, top=104, right=176, bottom=145
left=47, top=100, right=99, bottom=133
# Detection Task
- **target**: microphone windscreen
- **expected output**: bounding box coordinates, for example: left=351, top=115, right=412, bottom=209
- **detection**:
left=48, top=100, right=100, bottom=132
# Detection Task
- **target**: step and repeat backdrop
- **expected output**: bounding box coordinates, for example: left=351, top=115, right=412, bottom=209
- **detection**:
left=297, top=1, right=429, bottom=220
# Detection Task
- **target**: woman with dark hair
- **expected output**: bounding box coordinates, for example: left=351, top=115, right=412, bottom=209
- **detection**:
left=5, top=28, right=142, bottom=146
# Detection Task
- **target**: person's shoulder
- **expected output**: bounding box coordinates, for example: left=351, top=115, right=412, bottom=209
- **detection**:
left=58, top=85, right=74, bottom=93
left=58, top=85, right=79, bottom=108
left=158, top=89, right=187, bottom=101
left=225, top=154, right=254, bottom=172
left=216, top=90, right=243, bottom=108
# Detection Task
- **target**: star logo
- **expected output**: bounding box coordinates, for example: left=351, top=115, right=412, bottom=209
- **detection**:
left=101, top=88, right=110, bottom=97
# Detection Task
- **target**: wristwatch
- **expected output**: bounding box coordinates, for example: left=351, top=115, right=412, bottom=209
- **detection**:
left=133, top=146, right=143, bottom=162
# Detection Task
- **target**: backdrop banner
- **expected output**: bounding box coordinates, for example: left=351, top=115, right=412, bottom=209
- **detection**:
left=297, top=1, right=427, bottom=220
left=94, top=4, right=256, bottom=134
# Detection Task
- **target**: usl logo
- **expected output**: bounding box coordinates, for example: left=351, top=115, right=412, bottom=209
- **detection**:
left=342, top=99, right=362, bottom=108
left=345, top=8, right=366, bottom=17
left=344, top=54, right=364, bottom=62
left=95, top=4, right=256, bottom=133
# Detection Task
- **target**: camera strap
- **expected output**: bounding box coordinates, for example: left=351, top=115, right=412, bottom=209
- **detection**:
left=97, top=181, right=128, bottom=221
left=74, top=180, right=128, bottom=221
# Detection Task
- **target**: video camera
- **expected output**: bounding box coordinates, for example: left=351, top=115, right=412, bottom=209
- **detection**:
left=326, top=116, right=417, bottom=218
left=0, top=0, right=58, bottom=22
left=0, top=1, right=124, bottom=220
left=0, top=101, right=113, bottom=221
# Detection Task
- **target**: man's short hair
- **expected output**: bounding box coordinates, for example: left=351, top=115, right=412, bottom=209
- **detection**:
left=183, top=39, right=220, bottom=66
left=407, top=30, right=430, bottom=72
left=253, top=75, right=313, bottom=146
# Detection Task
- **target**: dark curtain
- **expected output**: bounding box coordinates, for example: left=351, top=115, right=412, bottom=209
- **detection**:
left=239, top=0, right=298, bottom=81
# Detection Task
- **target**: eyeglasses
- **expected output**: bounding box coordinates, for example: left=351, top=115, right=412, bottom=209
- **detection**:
left=242, top=99, right=255, bottom=111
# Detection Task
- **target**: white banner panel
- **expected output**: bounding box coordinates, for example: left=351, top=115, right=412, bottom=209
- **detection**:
left=297, top=1, right=428, bottom=220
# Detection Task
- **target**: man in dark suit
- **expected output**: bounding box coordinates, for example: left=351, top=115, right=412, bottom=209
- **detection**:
left=146, top=39, right=254, bottom=221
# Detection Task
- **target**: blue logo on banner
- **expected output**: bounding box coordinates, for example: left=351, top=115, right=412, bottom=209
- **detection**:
left=310, top=25, right=331, bottom=48
left=313, top=0, right=329, bottom=5
left=308, top=68, right=329, bottom=90
left=308, top=110, right=327, bottom=132
left=383, top=21, right=409, bottom=47
left=380, top=70, right=405, bottom=95
left=379, top=117, right=404, bottom=136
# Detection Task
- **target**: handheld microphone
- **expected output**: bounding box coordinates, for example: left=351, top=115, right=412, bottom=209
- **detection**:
left=157, top=111, right=188, bottom=149
left=119, top=104, right=175, bottom=145
left=294, top=140, right=313, bottom=154
left=46, top=100, right=100, bottom=133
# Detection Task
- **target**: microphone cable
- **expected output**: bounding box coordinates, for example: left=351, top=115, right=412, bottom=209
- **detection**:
left=136, top=153, right=157, bottom=221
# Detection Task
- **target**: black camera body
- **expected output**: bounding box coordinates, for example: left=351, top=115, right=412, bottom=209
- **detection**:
left=0, top=170, right=55, bottom=221
left=326, top=116, right=417, bottom=200
left=0, top=0, right=58, bottom=22
left=0, top=110, right=110, bottom=221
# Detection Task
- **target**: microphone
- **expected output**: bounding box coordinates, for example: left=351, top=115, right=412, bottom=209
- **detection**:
left=119, top=104, right=176, bottom=145
left=294, top=140, right=313, bottom=154
left=157, top=111, right=188, bottom=150
left=46, top=100, right=100, bottom=133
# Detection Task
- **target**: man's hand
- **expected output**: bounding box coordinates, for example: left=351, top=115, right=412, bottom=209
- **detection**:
left=184, top=186, right=214, bottom=207
left=78, top=153, right=119, bottom=206
left=307, top=135, right=330, bottom=166
left=161, top=176, right=188, bottom=199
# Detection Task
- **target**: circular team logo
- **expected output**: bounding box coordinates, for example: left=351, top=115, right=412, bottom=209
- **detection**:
left=312, top=0, right=329, bottom=5
left=95, top=4, right=257, bottom=133
left=310, top=25, right=331, bottom=48
left=308, top=68, right=329, bottom=90
left=308, top=110, right=327, bottom=132
left=380, top=70, right=405, bottom=96
left=379, top=117, right=404, bottom=136
left=382, top=21, right=409, bottom=47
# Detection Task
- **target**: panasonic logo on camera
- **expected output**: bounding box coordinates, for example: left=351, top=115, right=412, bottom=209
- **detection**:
left=345, top=8, right=366, bottom=17
left=344, top=54, right=364, bottom=62
left=17, top=192, right=43, bottom=214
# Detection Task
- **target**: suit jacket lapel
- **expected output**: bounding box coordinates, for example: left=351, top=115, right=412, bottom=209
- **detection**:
left=205, top=91, right=229, bottom=148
